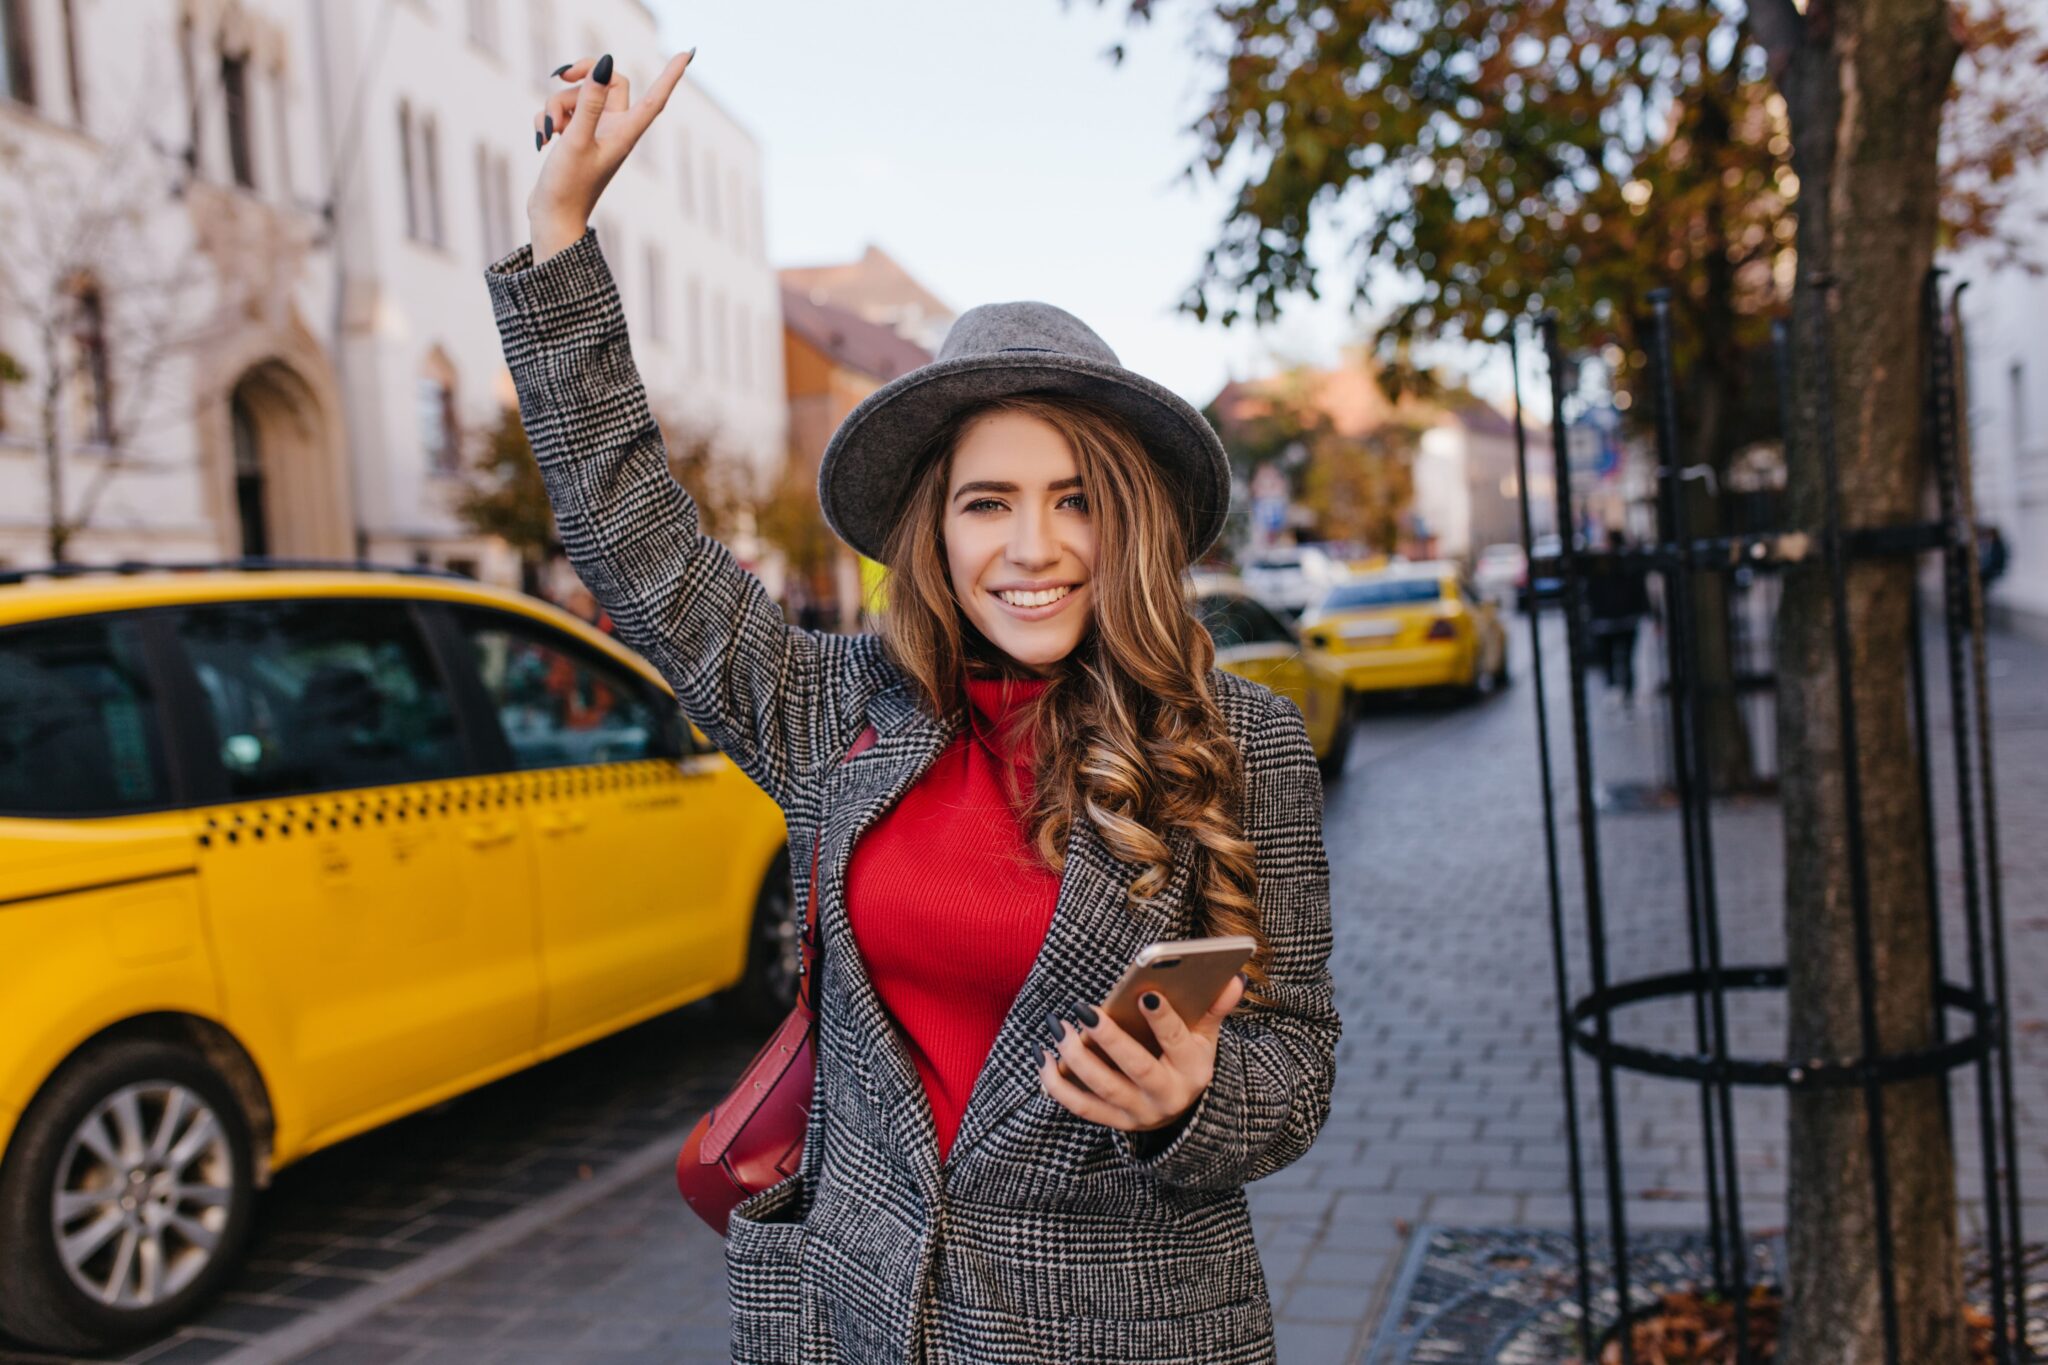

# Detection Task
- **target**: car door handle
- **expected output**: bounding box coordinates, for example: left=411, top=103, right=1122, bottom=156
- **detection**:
left=464, top=819, right=520, bottom=849
left=536, top=809, right=587, bottom=837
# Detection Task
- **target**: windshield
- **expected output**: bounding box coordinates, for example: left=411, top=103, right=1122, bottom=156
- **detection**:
left=1320, top=579, right=1444, bottom=610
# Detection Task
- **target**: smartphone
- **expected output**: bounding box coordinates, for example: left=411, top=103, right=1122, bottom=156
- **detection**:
left=1100, top=935, right=1256, bottom=1054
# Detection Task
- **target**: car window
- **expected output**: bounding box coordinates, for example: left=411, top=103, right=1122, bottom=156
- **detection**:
left=1196, top=595, right=1295, bottom=650
left=1321, top=579, right=1446, bottom=611
left=455, top=608, right=682, bottom=770
left=1235, top=595, right=1298, bottom=645
left=0, top=614, right=170, bottom=817
left=176, top=600, right=467, bottom=799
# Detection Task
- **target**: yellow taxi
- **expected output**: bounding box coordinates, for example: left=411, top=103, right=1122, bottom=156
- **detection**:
left=1189, top=574, right=1353, bottom=780
left=1298, top=561, right=1510, bottom=699
left=0, top=565, right=791, bottom=1352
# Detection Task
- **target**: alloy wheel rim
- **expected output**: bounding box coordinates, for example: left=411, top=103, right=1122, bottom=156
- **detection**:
left=51, top=1081, right=234, bottom=1309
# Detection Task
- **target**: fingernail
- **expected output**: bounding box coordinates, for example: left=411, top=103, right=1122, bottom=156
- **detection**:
left=1075, top=1002, right=1100, bottom=1028
left=535, top=130, right=543, bottom=151
left=684, top=46, right=698, bottom=60
left=1235, top=971, right=1249, bottom=987
left=551, top=63, right=572, bottom=78
left=1141, top=991, right=1162, bottom=1011
left=1045, top=1010, right=1066, bottom=1042
left=544, top=114, right=554, bottom=138
left=592, top=53, right=613, bottom=85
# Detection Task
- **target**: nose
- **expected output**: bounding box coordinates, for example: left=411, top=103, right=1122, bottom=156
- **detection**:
left=1007, top=503, right=1060, bottom=569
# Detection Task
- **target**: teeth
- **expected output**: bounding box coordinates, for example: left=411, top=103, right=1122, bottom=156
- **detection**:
left=997, top=586, right=1072, bottom=608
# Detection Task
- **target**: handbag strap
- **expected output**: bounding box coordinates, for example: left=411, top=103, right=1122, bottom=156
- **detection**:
left=797, top=724, right=878, bottom=1012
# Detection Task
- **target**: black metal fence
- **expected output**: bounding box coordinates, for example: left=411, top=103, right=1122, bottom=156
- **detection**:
left=1507, top=273, right=2030, bottom=1363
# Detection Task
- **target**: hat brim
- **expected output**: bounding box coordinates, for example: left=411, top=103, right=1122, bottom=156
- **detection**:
left=817, top=350, right=1232, bottom=565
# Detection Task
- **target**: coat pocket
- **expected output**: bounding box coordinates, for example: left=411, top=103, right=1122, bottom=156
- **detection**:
left=1066, top=1293, right=1275, bottom=1365
left=725, top=1174, right=807, bottom=1365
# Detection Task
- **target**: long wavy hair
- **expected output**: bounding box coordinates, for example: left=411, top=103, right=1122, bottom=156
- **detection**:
left=875, top=393, right=1270, bottom=992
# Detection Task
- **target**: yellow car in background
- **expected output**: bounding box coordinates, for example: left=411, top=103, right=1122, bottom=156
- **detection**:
left=0, top=566, right=791, bottom=1352
left=1299, top=562, right=1510, bottom=700
left=1190, top=574, right=1353, bottom=780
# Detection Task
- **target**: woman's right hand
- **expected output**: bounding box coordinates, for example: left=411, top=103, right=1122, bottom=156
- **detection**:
left=528, top=49, right=695, bottom=264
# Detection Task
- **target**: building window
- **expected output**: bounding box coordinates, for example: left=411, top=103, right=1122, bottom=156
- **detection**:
left=421, top=115, right=445, bottom=246
left=677, top=132, right=695, bottom=217
left=467, top=0, right=499, bottom=56
left=221, top=51, right=256, bottom=189
left=1, top=0, right=36, bottom=108
left=686, top=277, right=703, bottom=373
left=179, top=18, right=200, bottom=176
left=68, top=280, right=113, bottom=446
left=644, top=244, right=668, bottom=344
left=527, top=0, right=555, bottom=89
left=59, top=0, right=80, bottom=123
left=419, top=350, right=460, bottom=474
left=475, top=144, right=513, bottom=263
left=400, top=104, right=445, bottom=247
left=2014, top=362, right=2031, bottom=458
left=271, top=67, right=293, bottom=199
left=398, top=101, right=419, bottom=239
left=705, top=150, right=721, bottom=236
left=711, top=291, right=728, bottom=382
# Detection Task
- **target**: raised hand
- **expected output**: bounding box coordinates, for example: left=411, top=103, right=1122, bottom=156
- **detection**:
left=527, top=49, right=695, bottom=263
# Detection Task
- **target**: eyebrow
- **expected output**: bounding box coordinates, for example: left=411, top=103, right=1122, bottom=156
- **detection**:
left=951, top=477, right=1084, bottom=502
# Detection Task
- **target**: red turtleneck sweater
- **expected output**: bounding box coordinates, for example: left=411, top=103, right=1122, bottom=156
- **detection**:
left=844, top=675, right=1061, bottom=1161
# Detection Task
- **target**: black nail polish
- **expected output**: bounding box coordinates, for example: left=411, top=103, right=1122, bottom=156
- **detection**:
left=1075, top=1002, right=1100, bottom=1028
left=1141, top=991, right=1162, bottom=1011
left=544, top=114, right=554, bottom=138
left=1235, top=971, right=1249, bottom=987
left=551, top=63, right=572, bottom=78
left=535, top=130, right=543, bottom=151
left=1045, top=1010, right=1066, bottom=1042
left=592, top=53, right=613, bottom=85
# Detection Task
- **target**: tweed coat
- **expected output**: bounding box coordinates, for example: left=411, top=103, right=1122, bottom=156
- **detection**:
left=486, top=229, right=1341, bottom=1365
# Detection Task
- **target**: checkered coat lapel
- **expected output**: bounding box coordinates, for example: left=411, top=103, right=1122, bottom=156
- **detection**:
left=488, top=230, right=1339, bottom=1365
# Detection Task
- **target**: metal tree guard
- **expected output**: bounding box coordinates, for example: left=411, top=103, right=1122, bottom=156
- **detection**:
left=1507, top=274, right=2031, bottom=1364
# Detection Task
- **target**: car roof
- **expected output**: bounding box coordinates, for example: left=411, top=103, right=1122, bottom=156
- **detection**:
left=0, top=566, right=669, bottom=691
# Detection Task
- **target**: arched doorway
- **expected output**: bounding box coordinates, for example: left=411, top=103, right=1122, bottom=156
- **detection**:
left=230, top=389, right=269, bottom=556
left=225, top=361, right=348, bottom=559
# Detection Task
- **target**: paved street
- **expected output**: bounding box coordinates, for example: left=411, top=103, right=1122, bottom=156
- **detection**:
left=8, top=617, right=2043, bottom=1365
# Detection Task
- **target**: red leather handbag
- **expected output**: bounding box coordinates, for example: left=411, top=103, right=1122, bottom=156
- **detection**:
left=676, top=725, right=877, bottom=1236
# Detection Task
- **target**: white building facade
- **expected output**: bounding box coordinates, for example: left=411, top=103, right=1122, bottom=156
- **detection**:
left=0, top=0, right=784, bottom=587
left=1956, top=162, right=2048, bottom=642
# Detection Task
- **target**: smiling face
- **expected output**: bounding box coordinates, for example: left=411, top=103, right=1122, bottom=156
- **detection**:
left=943, top=409, right=1098, bottom=674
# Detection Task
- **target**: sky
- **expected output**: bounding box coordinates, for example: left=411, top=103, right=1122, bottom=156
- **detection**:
left=641, top=0, right=1446, bottom=409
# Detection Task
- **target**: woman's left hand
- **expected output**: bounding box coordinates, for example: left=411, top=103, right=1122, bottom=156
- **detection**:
left=1038, top=975, right=1248, bottom=1132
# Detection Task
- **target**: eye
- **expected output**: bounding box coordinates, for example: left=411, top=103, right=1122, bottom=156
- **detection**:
left=1059, top=493, right=1090, bottom=513
left=962, top=497, right=1005, bottom=514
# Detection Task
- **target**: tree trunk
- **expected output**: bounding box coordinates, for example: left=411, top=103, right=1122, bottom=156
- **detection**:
left=1775, top=0, right=1965, bottom=1359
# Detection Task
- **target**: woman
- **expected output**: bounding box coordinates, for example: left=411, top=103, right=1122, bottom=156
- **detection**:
left=488, top=50, right=1339, bottom=1364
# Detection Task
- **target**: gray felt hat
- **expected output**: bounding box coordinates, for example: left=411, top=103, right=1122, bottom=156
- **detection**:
left=816, top=301, right=1231, bottom=564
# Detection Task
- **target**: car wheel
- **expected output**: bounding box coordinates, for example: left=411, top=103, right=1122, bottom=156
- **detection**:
left=722, top=848, right=801, bottom=1029
left=0, top=1039, right=255, bottom=1354
left=1315, top=700, right=1354, bottom=784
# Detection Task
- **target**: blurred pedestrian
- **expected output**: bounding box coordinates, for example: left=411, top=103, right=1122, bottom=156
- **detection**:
left=486, top=48, right=1337, bottom=1365
left=1587, top=533, right=1652, bottom=705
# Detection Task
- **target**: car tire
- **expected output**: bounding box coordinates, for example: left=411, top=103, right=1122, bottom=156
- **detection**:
left=1315, top=701, right=1354, bottom=784
left=722, top=848, right=801, bottom=1029
left=0, top=1039, right=256, bottom=1355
